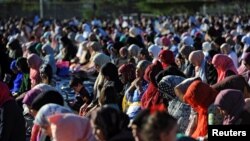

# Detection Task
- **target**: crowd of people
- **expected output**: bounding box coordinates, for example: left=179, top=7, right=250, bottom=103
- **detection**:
left=1, top=14, right=250, bottom=141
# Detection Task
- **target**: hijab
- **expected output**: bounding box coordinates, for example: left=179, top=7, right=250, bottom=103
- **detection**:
left=158, top=50, right=175, bottom=69
left=188, top=50, right=207, bottom=82
left=34, top=104, right=72, bottom=127
left=27, top=53, right=43, bottom=85
left=158, top=75, right=185, bottom=100
left=212, top=75, right=250, bottom=98
left=31, top=90, right=64, bottom=111
left=156, top=66, right=186, bottom=84
left=148, top=45, right=161, bottom=60
left=0, top=82, right=13, bottom=107
left=48, top=113, right=96, bottom=141
left=212, top=54, right=238, bottom=82
left=183, top=80, right=218, bottom=138
left=93, top=53, right=111, bottom=99
left=118, top=63, right=136, bottom=83
left=141, top=61, right=163, bottom=109
left=23, top=88, right=42, bottom=107
left=214, top=89, right=245, bottom=125
left=179, top=45, right=193, bottom=59
left=128, top=44, right=141, bottom=58
left=42, top=43, right=54, bottom=55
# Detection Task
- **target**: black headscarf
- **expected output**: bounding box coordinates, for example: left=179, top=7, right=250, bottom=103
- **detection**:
left=156, top=66, right=186, bottom=83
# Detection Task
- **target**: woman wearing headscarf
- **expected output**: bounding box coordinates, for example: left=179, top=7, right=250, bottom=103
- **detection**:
left=188, top=50, right=217, bottom=84
left=118, top=63, right=136, bottom=95
left=80, top=53, right=110, bottom=116
left=27, top=53, right=43, bottom=87
left=183, top=80, right=222, bottom=139
left=124, top=60, right=151, bottom=118
left=80, top=41, right=101, bottom=74
left=141, top=61, right=163, bottom=109
left=41, top=43, right=56, bottom=74
left=23, top=84, right=56, bottom=141
left=0, top=82, right=26, bottom=141
left=16, top=57, right=31, bottom=95
left=158, top=50, right=176, bottom=69
left=48, top=113, right=96, bottom=141
left=179, top=45, right=195, bottom=78
left=7, top=39, right=23, bottom=60
left=158, top=75, right=190, bottom=133
left=33, top=104, right=73, bottom=141
left=10, top=60, right=23, bottom=95
left=188, top=50, right=207, bottom=83
left=214, top=89, right=250, bottom=125
left=128, top=44, right=141, bottom=63
left=212, top=54, right=238, bottom=82
left=156, top=65, right=186, bottom=84
left=116, top=47, right=129, bottom=67
left=148, top=44, right=161, bottom=63
left=59, top=36, right=77, bottom=61
left=90, top=106, right=133, bottom=141
left=211, top=75, right=250, bottom=98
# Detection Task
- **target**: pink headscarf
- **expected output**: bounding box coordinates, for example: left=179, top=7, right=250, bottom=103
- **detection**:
left=48, top=113, right=96, bottom=141
left=27, top=54, right=43, bottom=86
left=212, top=54, right=238, bottom=82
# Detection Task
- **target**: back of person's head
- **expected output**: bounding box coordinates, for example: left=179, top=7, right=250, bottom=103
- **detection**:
left=99, top=85, right=117, bottom=105
left=31, top=90, right=64, bottom=112
left=40, top=63, right=53, bottom=84
left=16, top=57, right=29, bottom=73
left=91, top=106, right=129, bottom=140
left=142, top=111, right=177, bottom=141
left=101, top=62, right=119, bottom=81
left=69, top=75, right=83, bottom=88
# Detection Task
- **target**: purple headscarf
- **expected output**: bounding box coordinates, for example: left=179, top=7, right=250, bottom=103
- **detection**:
left=214, top=89, right=245, bottom=125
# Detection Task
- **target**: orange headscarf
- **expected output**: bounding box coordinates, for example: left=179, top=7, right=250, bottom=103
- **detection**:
left=183, top=80, right=218, bottom=138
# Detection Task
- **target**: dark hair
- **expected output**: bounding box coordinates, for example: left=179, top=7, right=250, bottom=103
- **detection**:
left=31, top=90, right=64, bottom=111
left=40, top=63, right=53, bottom=84
left=132, top=109, right=150, bottom=130
left=99, top=85, right=117, bottom=105
left=142, top=112, right=177, bottom=141
left=16, top=57, right=29, bottom=73
left=140, top=48, right=152, bottom=62
left=101, top=62, right=119, bottom=81
left=69, top=75, right=83, bottom=88
left=92, top=106, right=129, bottom=140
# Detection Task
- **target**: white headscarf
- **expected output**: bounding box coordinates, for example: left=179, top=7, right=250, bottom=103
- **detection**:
left=148, top=44, right=161, bottom=59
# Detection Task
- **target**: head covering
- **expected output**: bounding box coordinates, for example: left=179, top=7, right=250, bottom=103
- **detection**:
left=128, top=44, right=141, bottom=57
left=212, top=54, right=238, bottom=82
left=179, top=45, right=193, bottom=59
left=119, top=47, right=128, bottom=57
left=161, top=36, right=171, bottom=47
left=202, top=42, right=211, bottom=52
left=118, top=63, right=136, bottom=83
left=23, top=88, right=42, bottom=107
left=27, top=53, right=43, bottom=70
left=10, top=60, right=17, bottom=71
left=158, top=75, right=185, bottom=100
left=148, top=45, right=161, bottom=59
left=214, top=89, right=245, bottom=125
left=183, top=80, right=218, bottom=138
left=42, top=43, right=54, bottom=55
left=27, top=53, right=43, bottom=85
left=156, top=66, right=186, bottom=84
left=31, top=90, right=64, bottom=111
left=154, top=37, right=161, bottom=46
left=88, top=41, right=101, bottom=52
left=34, top=104, right=72, bottom=127
left=243, top=52, right=250, bottom=65
left=93, top=53, right=110, bottom=67
left=182, top=36, right=194, bottom=46
left=0, top=82, right=13, bottom=107
left=174, top=77, right=201, bottom=101
left=48, top=113, right=95, bottom=141
left=211, top=75, right=250, bottom=99
left=188, top=50, right=204, bottom=67
left=158, top=50, right=175, bottom=69
left=136, top=60, right=152, bottom=74
left=141, top=61, right=163, bottom=109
